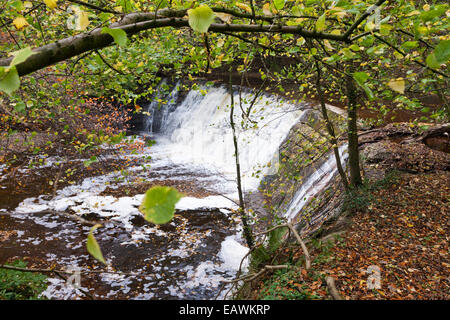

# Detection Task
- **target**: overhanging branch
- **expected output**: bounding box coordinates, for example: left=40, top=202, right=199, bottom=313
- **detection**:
left=0, top=1, right=394, bottom=77
left=0, top=16, right=348, bottom=77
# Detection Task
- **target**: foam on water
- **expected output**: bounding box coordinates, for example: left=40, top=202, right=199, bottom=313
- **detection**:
left=147, top=86, right=305, bottom=191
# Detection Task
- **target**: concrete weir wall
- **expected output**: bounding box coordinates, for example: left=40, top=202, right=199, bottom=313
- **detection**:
left=259, top=106, right=348, bottom=236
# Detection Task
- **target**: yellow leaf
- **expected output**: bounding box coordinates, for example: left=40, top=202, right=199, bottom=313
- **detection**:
left=323, top=39, right=334, bottom=50
left=76, top=10, right=90, bottom=30
left=387, top=78, right=406, bottom=94
left=44, top=0, right=58, bottom=9
left=406, top=10, right=420, bottom=16
left=365, top=20, right=376, bottom=31
left=331, top=7, right=347, bottom=19
left=236, top=2, right=252, bottom=13
left=296, top=37, right=305, bottom=46
left=215, top=12, right=232, bottom=23
left=263, top=3, right=273, bottom=16
left=13, top=17, right=28, bottom=30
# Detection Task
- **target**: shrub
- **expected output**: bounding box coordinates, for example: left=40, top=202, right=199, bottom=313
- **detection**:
left=259, top=268, right=319, bottom=300
left=0, top=260, right=48, bottom=300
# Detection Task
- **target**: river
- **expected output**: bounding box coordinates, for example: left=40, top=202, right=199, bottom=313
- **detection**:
left=0, top=83, right=344, bottom=299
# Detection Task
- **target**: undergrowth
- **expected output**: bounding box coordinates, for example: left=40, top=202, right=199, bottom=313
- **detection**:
left=0, top=260, right=48, bottom=300
left=258, top=268, right=320, bottom=300
left=239, top=170, right=400, bottom=300
left=342, top=170, right=400, bottom=214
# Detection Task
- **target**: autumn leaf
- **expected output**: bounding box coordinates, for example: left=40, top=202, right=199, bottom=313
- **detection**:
left=13, top=17, right=29, bottom=30
left=387, top=78, right=406, bottom=94
left=44, top=0, right=58, bottom=9
left=215, top=12, right=232, bottom=23
left=235, top=2, right=252, bottom=13
left=263, top=3, right=273, bottom=16
left=76, top=10, right=90, bottom=31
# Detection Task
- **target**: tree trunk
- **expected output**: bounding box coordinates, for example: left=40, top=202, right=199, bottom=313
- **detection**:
left=346, top=74, right=363, bottom=187
left=315, top=62, right=349, bottom=190
left=229, top=69, right=254, bottom=248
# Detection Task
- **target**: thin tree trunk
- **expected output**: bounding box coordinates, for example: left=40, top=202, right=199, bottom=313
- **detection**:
left=346, top=73, right=363, bottom=187
left=315, top=61, right=349, bottom=190
left=229, top=69, right=254, bottom=248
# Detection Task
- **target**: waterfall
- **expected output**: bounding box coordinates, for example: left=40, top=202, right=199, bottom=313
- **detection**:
left=143, top=81, right=180, bottom=133
left=283, top=145, right=348, bottom=222
left=145, top=84, right=306, bottom=191
left=144, top=83, right=348, bottom=222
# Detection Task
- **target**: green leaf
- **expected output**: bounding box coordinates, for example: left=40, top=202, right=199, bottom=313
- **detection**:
left=353, top=72, right=374, bottom=100
left=273, top=0, right=285, bottom=11
left=83, top=156, right=98, bottom=167
left=10, top=47, right=35, bottom=67
left=291, top=5, right=301, bottom=16
left=101, top=27, right=128, bottom=47
left=13, top=101, right=26, bottom=113
left=187, top=5, right=215, bottom=33
left=362, top=84, right=375, bottom=100
left=0, top=66, right=20, bottom=95
left=139, top=186, right=182, bottom=225
left=86, top=224, right=106, bottom=265
left=425, top=53, right=440, bottom=69
left=353, top=72, right=369, bottom=86
left=10, top=0, right=24, bottom=11
left=158, top=0, right=169, bottom=9
left=379, top=24, right=393, bottom=36
left=341, top=47, right=356, bottom=59
left=400, top=41, right=418, bottom=51
left=420, top=6, right=446, bottom=22
left=433, top=40, right=450, bottom=64
left=316, top=13, right=326, bottom=32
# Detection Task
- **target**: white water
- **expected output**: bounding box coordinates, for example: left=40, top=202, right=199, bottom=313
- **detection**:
left=283, top=145, right=348, bottom=221
left=146, top=83, right=348, bottom=223
left=146, top=85, right=306, bottom=191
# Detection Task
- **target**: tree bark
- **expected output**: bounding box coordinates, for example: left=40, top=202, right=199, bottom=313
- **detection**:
left=229, top=69, right=254, bottom=248
left=346, top=73, right=363, bottom=187
left=315, top=61, right=349, bottom=190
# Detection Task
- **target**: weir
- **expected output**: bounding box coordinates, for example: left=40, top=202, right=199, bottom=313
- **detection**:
left=143, top=84, right=306, bottom=191
left=143, top=83, right=347, bottom=222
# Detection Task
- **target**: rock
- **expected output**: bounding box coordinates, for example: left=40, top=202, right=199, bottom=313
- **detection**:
left=298, top=109, right=321, bottom=126
left=362, top=141, right=395, bottom=164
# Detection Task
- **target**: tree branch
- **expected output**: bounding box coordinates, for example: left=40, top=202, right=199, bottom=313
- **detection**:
left=0, top=13, right=352, bottom=77
left=343, top=0, right=388, bottom=40
left=326, top=276, right=343, bottom=300
left=67, top=0, right=120, bottom=15
left=373, top=33, right=448, bottom=78
left=95, top=49, right=125, bottom=74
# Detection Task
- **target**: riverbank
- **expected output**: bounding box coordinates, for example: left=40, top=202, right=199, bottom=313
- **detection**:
left=238, top=123, right=449, bottom=300
left=244, top=170, right=448, bottom=300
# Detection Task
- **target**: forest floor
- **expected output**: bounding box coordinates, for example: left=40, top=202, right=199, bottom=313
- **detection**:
left=246, top=170, right=449, bottom=300
left=244, top=121, right=450, bottom=300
